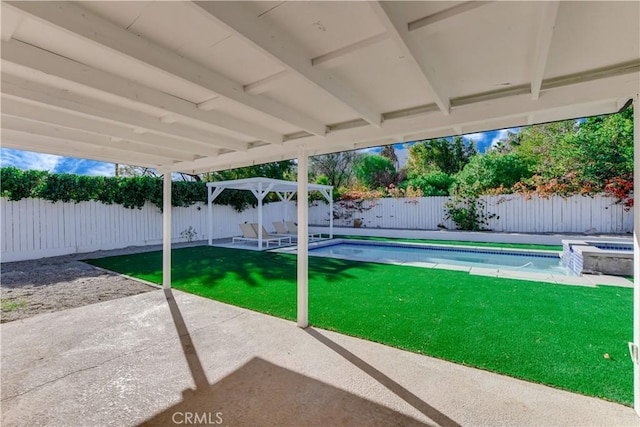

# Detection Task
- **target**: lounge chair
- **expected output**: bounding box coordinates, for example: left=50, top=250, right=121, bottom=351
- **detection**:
left=232, top=223, right=285, bottom=247
left=250, top=223, right=292, bottom=245
left=273, top=221, right=290, bottom=235
left=285, top=221, right=322, bottom=241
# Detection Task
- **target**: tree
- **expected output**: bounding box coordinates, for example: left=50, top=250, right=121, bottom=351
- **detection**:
left=509, top=120, right=578, bottom=178
left=504, top=107, right=633, bottom=196
left=310, top=151, right=362, bottom=188
left=205, top=160, right=294, bottom=182
left=354, top=154, right=396, bottom=189
left=380, top=145, right=399, bottom=170
left=115, top=165, right=158, bottom=177
left=453, top=152, right=532, bottom=196
left=401, top=171, right=455, bottom=196
left=406, top=136, right=476, bottom=176
left=570, top=107, right=633, bottom=182
left=116, top=165, right=201, bottom=181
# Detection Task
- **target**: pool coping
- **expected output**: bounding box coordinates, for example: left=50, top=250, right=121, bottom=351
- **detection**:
left=272, top=238, right=633, bottom=288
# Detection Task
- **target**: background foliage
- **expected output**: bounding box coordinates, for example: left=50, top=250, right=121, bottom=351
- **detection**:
left=1, top=160, right=295, bottom=211
left=3, top=107, right=632, bottom=222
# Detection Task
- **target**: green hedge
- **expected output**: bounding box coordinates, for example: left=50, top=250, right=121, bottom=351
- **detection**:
left=0, top=167, right=258, bottom=211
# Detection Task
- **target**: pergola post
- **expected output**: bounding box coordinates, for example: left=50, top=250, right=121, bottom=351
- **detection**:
left=633, top=94, right=640, bottom=415
left=297, top=148, right=309, bottom=328
left=329, top=188, right=334, bottom=239
left=257, top=182, right=263, bottom=250
left=207, top=185, right=225, bottom=246
left=162, top=172, right=172, bottom=289
left=207, top=186, right=213, bottom=246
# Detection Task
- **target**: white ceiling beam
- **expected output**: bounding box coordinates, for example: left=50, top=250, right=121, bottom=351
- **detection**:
left=243, top=70, right=289, bottom=95
left=1, top=39, right=284, bottom=145
left=311, top=33, right=389, bottom=68
left=4, top=1, right=326, bottom=137
left=527, top=114, right=536, bottom=125
left=408, top=1, right=494, bottom=32
left=2, top=116, right=196, bottom=162
left=1, top=100, right=222, bottom=158
left=171, top=73, right=637, bottom=173
left=2, top=77, right=248, bottom=152
left=1, top=130, right=172, bottom=168
left=1, top=6, right=22, bottom=41
left=370, top=2, right=451, bottom=115
left=192, top=1, right=382, bottom=127
left=530, top=1, right=560, bottom=100
left=196, top=97, right=223, bottom=112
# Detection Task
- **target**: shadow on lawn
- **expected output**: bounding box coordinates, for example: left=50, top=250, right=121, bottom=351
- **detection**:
left=174, top=246, right=376, bottom=288
left=90, top=246, right=378, bottom=288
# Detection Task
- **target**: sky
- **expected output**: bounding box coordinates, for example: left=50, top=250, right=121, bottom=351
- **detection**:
left=0, top=128, right=518, bottom=176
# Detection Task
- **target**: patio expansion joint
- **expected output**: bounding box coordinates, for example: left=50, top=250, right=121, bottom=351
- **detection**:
left=182, top=311, right=249, bottom=337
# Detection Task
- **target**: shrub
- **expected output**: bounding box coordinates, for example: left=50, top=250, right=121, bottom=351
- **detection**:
left=443, top=196, right=498, bottom=231
left=401, top=171, right=454, bottom=196
left=0, top=167, right=259, bottom=212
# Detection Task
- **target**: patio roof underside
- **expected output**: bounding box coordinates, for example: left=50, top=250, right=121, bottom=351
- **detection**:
left=1, top=1, right=639, bottom=173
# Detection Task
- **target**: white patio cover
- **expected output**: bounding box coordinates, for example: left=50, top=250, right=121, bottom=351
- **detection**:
left=2, top=1, right=639, bottom=413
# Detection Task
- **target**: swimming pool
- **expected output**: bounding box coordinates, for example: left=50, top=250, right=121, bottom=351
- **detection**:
left=309, top=240, right=572, bottom=276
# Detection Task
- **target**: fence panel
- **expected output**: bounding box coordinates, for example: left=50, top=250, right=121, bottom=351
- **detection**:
left=0, top=194, right=632, bottom=262
left=309, top=194, right=632, bottom=234
left=1, top=199, right=296, bottom=262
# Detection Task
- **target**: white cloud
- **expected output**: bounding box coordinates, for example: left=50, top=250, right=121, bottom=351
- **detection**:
left=80, top=162, right=115, bottom=177
left=358, top=147, right=381, bottom=154
left=0, top=149, right=116, bottom=176
left=461, top=132, right=486, bottom=143
left=0, top=149, right=62, bottom=171
left=489, top=128, right=519, bottom=148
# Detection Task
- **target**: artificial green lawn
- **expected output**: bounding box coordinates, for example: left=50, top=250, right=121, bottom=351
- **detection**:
left=87, top=246, right=632, bottom=405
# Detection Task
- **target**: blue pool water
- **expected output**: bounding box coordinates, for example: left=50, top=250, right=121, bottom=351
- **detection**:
left=309, top=242, right=571, bottom=275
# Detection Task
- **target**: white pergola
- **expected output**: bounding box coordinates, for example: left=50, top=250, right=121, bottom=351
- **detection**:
left=206, top=177, right=333, bottom=249
left=1, top=0, right=639, bottom=413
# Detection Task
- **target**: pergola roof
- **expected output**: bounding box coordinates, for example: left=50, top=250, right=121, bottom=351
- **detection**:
left=205, top=177, right=334, bottom=248
left=206, top=177, right=332, bottom=193
left=1, top=1, right=638, bottom=174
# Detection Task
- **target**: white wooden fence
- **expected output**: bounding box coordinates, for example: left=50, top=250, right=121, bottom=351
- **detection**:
left=0, top=194, right=632, bottom=262
left=309, top=194, right=633, bottom=234
left=1, top=198, right=295, bottom=262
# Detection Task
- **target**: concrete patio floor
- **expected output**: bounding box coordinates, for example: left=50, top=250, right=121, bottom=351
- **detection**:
left=1, top=289, right=637, bottom=427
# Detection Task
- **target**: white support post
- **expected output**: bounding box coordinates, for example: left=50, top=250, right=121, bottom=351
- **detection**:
left=162, top=172, right=172, bottom=289
left=633, top=94, right=640, bottom=415
left=257, top=182, right=263, bottom=250
left=207, top=186, right=225, bottom=246
left=207, top=186, right=213, bottom=246
left=329, top=188, right=334, bottom=238
left=297, top=148, right=309, bottom=328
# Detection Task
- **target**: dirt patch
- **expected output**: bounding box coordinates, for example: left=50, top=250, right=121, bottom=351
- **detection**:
left=1, top=254, right=156, bottom=323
